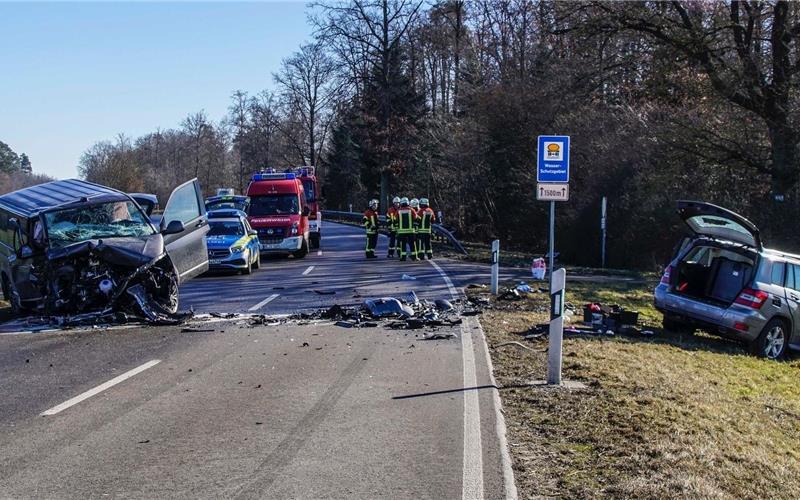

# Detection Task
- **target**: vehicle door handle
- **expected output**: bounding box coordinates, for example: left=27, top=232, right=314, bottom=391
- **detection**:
left=195, top=220, right=206, bottom=228
left=791, top=294, right=798, bottom=301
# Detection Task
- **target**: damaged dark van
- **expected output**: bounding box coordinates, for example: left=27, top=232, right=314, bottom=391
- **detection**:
left=655, top=200, right=800, bottom=359
left=0, top=178, right=209, bottom=322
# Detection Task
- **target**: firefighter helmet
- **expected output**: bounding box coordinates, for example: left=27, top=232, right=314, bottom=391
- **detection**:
left=420, top=198, right=429, bottom=206
left=410, top=198, right=419, bottom=209
left=369, top=199, right=379, bottom=209
left=392, top=196, right=401, bottom=204
left=400, top=197, right=409, bottom=205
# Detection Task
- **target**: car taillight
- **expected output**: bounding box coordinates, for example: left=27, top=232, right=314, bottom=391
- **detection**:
left=660, top=265, right=672, bottom=285
left=734, top=288, right=768, bottom=309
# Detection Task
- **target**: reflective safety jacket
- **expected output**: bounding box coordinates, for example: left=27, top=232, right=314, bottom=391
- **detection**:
left=397, top=207, right=417, bottom=234
left=418, top=207, right=435, bottom=233
left=363, top=209, right=379, bottom=234
left=387, top=206, right=399, bottom=232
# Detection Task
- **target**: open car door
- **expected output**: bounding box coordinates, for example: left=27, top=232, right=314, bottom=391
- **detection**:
left=161, top=179, right=209, bottom=283
left=128, top=193, right=158, bottom=217
left=677, top=200, right=761, bottom=249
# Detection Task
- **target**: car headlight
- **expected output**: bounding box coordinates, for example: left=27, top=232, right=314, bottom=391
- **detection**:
left=231, top=245, right=245, bottom=253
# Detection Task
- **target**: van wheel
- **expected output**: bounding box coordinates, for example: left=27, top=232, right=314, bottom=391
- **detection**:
left=293, top=238, right=309, bottom=259
left=751, top=318, right=788, bottom=360
left=2, top=275, right=22, bottom=316
left=662, top=316, right=695, bottom=335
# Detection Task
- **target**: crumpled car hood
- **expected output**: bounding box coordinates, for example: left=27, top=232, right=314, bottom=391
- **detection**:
left=47, top=233, right=165, bottom=268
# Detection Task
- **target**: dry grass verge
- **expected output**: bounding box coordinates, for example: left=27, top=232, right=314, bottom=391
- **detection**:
left=478, top=280, right=800, bottom=498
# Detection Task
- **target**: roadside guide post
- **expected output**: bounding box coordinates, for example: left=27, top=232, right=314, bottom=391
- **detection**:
left=490, top=239, right=500, bottom=295
left=548, top=268, right=566, bottom=385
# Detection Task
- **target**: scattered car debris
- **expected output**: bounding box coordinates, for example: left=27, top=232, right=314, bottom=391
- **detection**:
left=516, top=282, right=533, bottom=293
left=364, top=298, right=414, bottom=318
left=312, top=289, right=336, bottom=295
left=435, top=299, right=454, bottom=312
left=422, top=332, right=456, bottom=340
left=499, top=289, right=522, bottom=301
left=210, top=312, right=237, bottom=319
left=401, top=274, right=417, bottom=281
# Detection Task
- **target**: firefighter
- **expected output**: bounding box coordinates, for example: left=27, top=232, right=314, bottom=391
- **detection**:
left=417, top=198, right=435, bottom=259
left=363, top=199, right=379, bottom=259
left=396, top=197, right=416, bottom=261
left=410, top=198, right=421, bottom=260
left=387, top=196, right=400, bottom=257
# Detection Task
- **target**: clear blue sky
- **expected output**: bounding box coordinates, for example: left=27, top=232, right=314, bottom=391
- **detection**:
left=0, top=1, right=314, bottom=180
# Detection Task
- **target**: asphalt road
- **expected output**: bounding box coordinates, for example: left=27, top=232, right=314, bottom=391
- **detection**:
left=0, top=222, right=518, bottom=499
left=178, top=221, right=529, bottom=315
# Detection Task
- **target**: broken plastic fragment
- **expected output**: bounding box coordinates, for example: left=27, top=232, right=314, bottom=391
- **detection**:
left=364, top=298, right=414, bottom=318
left=435, top=299, right=454, bottom=312
left=401, top=274, right=416, bottom=281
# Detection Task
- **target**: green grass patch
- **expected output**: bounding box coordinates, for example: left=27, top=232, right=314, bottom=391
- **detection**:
left=476, top=278, right=800, bottom=498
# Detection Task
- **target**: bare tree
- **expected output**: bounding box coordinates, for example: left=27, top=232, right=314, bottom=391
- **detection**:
left=274, top=42, right=341, bottom=167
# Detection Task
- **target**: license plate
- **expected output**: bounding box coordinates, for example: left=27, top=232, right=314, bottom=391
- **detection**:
left=210, top=259, right=222, bottom=265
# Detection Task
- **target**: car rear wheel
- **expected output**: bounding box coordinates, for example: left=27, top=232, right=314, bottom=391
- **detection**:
left=751, top=318, right=788, bottom=360
left=253, top=251, right=261, bottom=269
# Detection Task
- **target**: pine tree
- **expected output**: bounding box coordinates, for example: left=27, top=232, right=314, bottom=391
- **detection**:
left=357, top=45, right=427, bottom=207
left=18, top=153, right=32, bottom=173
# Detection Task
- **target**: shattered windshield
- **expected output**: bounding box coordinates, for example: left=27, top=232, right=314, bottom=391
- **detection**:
left=45, top=200, right=156, bottom=249
left=249, top=194, right=299, bottom=216
left=208, top=220, right=245, bottom=236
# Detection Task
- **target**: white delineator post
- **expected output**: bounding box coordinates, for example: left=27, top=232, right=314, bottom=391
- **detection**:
left=547, top=268, right=566, bottom=385
left=490, top=239, right=500, bottom=295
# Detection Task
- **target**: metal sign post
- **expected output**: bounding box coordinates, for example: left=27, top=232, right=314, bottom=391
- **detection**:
left=547, top=268, right=566, bottom=385
left=490, top=239, right=499, bottom=295
left=548, top=202, right=555, bottom=281
left=601, top=196, right=607, bottom=268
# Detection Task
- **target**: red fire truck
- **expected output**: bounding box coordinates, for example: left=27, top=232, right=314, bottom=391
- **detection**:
left=292, top=167, right=322, bottom=249
left=246, top=171, right=310, bottom=258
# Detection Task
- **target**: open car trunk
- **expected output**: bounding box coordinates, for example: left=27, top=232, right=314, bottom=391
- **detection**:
left=673, top=244, right=756, bottom=306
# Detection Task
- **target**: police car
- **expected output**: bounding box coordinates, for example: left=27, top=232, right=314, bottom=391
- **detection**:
left=205, top=209, right=261, bottom=274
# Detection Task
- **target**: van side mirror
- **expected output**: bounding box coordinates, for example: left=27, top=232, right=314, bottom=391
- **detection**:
left=162, top=220, right=185, bottom=235
left=19, top=246, right=33, bottom=259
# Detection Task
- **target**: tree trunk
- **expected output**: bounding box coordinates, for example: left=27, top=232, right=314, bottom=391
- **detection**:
left=768, top=122, right=798, bottom=194
left=380, top=169, right=389, bottom=212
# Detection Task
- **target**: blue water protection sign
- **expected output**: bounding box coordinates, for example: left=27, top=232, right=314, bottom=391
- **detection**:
left=537, top=135, right=570, bottom=183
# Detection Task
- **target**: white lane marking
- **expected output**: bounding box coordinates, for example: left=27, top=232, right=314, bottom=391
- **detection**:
left=428, top=260, right=484, bottom=500
left=41, top=359, right=161, bottom=416
left=248, top=293, right=280, bottom=311
left=474, top=319, right=519, bottom=499
left=302, top=265, right=315, bottom=276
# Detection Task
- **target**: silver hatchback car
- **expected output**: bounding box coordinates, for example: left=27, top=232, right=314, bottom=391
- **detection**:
left=654, top=201, right=800, bottom=359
